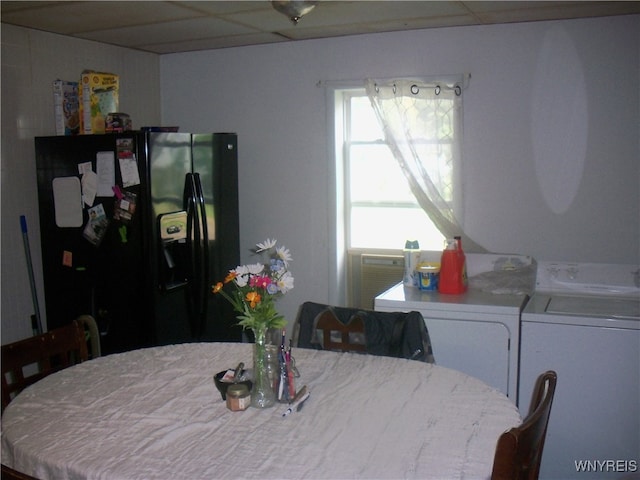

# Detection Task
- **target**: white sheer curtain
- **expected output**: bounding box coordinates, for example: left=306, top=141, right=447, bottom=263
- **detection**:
left=365, top=77, right=485, bottom=252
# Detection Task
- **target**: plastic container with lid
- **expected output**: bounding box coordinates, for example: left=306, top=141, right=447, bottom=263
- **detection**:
left=417, top=264, right=440, bottom=291
left=418, top=265, right=440, bottom=291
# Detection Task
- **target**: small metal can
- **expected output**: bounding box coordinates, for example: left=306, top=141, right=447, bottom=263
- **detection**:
left=105, top=112, right=132, bottom=133
left=226, top=384, right=250, bottom=411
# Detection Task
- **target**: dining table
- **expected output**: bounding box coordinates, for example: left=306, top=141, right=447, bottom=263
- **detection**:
left=1, top=342, right=520, bottom=479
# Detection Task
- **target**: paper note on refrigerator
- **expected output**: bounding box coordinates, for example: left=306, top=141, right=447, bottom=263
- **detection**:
left=78, top=161, right=92, bottom=176
left=96, top=151, right=115, bottom=197
left=52, top=176, right=83, bottom=227
left=119, top=155, right=140, bottom=188
left=81, top=170, right=98, bottom=206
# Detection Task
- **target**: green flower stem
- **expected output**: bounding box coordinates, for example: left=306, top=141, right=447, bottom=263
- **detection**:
left=251, top=327, right=275, bottom=408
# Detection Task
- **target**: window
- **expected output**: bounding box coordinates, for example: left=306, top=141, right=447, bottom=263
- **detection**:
left=338, top=90, right=446, bottom=252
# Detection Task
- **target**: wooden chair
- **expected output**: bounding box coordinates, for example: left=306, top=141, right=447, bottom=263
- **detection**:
left=491, top=370, right=558, bottom=480
left=1, top=320, right=88, bottom=411
left=293, top=301, right=435, bottom=363
left=1, top=464, right=39, bottom=480
left=315, top=309, right=367, bottom=353
left=76, top=314, right=101, bottom=358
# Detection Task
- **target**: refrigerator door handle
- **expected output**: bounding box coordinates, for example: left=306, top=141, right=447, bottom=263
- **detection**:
left=184, top=173, right=203, bottom=338
left=193, top=173, right=210, bottom=332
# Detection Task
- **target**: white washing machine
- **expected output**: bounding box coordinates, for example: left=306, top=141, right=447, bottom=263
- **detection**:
left=520, top=262, right=640, bottom=480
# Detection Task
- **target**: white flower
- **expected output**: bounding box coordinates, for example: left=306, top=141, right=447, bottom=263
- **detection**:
left=234, top=265, right=249, bottom=275
left=256, top=238, right=277, bottom=252
left=232, top=266, right=249, bottom=287
left=247, top=263, right=265, bottom=275
left=232, top=263, right=264, bottom=287
left=277, top=271, right=294, bottom=293
left=276, top=246, right=292, bottom=265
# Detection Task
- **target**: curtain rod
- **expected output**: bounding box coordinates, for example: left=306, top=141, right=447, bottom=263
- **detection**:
left=317, top=73, right=471, bottom=90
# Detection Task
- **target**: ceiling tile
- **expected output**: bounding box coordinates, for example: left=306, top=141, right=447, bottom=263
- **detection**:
left=141, top=32, right=289, bottom=54
left=0, top=1, right=63, bottom=13
left=1, top=1, right=204, bottom=34
left=178, top=1, right=273, bottom=15
left=79, top=17, right=259, bottom=47
left=467, top=1, right=640, bottom=23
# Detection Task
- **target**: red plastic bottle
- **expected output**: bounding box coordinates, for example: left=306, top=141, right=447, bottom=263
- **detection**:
left=455, top=236, right=468, bottom=292
left=438, top=237, right=468, bottom=294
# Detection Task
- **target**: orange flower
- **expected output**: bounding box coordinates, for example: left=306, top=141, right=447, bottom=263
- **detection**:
left=212, top=282, right=223, bottom=294
left=224, top=272, right=237, bottom=283
left=245, top=291, right=261, bottom=308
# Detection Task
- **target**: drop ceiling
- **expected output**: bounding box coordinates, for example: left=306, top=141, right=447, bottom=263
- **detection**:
left=1, top=1, right=639, bottom=54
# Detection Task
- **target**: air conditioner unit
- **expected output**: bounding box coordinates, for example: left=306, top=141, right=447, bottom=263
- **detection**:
left=358, top=254, right=404, bottom=309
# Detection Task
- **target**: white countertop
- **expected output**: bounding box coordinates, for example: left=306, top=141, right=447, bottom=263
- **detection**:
left=2, top=342, right=520, bottom=480
left=376, top=283, right=529, bottom=316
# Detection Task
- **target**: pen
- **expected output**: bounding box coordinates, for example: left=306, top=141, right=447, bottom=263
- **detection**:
left=282, top=391, right=310, bottom=417
left=297, top=395, right=309, bottom=412
left=286, top=342, right=295, bottom=397
left=296, top=393, right=310, bottom=412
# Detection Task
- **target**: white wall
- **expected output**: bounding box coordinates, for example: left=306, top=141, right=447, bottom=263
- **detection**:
left=160, top=15, right=639, bottom=333
left=2, top=15, right=638, bottom=344
left=1, top=25, right=160, bottom=343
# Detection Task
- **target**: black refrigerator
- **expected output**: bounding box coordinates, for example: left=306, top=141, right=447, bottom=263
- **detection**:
left=34, top=132, right=242, bottom=353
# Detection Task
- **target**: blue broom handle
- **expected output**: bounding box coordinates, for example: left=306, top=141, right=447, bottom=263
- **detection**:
left=20, top=215, right=43, bottom=335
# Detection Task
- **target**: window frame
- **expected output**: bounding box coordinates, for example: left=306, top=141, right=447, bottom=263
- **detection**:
left=339, top=88, right=447, bottom=252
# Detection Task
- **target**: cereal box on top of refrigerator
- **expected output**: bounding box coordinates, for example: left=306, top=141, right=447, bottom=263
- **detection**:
left=79, top=70, right=119, bottom=135
left=53, top=79, right=80, bottom=135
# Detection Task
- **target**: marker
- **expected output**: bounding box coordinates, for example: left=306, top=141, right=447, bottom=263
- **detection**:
left=282, top=391, right=310, bottom=417
left=297, top=395, right=309, bottom=412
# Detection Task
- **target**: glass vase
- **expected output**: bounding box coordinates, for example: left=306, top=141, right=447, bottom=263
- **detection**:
left=251, top=327, right=276, bottom=408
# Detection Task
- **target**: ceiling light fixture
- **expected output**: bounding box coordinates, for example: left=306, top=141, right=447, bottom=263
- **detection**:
left=271, top=1, right=318, bottom=25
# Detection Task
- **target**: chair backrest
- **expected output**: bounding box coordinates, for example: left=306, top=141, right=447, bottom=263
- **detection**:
left=293, top=301, right=435, bottom=363
left=491, top=370, right=558, bottom=480
left=1, top=464, right=39, bottom=480
left=76, top=314, right=101, bottom=358
left=1, top=320, right=88, bottom=411
left=315, top=309, right=367, bottom=353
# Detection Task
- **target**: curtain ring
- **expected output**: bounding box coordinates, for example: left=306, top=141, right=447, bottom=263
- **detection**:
left=410, top=84, right=419, bottom=95
left=454, top=85, right=462, bottom=96
left=374, top=83, right=379, bottom=93
left=434, top=85, right=441, bottom=95
left=393, top=83, right=397, bottom=94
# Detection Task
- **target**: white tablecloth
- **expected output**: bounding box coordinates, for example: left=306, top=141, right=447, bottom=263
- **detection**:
left=1, top=343, right=520, bottom=479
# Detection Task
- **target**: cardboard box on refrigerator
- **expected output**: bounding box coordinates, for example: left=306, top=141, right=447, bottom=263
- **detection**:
left=79, top=70, right=119, bottom=134
left=52, top=79, right=80, bottom=135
